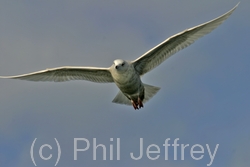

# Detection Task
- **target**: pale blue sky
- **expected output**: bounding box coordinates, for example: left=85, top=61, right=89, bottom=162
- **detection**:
left=0, top=0, right=249, bottom=167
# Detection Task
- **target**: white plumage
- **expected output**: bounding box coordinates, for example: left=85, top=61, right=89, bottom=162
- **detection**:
left=0, top=3, right=239, bottom=109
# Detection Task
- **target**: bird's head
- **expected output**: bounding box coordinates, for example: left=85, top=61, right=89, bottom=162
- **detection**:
left=113, top=59, right=129, bottom=72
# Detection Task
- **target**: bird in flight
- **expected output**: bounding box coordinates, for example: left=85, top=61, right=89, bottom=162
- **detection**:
left=0, top=3, right=239, bottom=110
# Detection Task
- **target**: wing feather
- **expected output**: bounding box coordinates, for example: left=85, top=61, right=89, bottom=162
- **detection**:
left=0, top=66, right=114, bottom=83
left=132, top=3, right=239, bottom=75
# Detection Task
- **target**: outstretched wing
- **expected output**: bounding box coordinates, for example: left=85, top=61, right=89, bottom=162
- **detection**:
left=0, top=66, right=114, bottom=83
left=132, top=3, right=239, bottom=75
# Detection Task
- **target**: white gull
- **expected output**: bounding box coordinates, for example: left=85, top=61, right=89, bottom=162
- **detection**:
left=0, top=3, right=239, bottom=109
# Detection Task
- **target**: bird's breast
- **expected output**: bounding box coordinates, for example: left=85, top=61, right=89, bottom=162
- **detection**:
left=112, top=67, right=142, bottom=95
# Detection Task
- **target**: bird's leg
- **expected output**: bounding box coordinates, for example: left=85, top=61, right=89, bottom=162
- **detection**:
left=131, top=100, right=139, bottom=110
left=138, top=97, right=143, bottom=108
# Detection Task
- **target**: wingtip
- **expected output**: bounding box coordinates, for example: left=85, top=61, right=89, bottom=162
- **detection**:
left=0, top=75, right=18, bottom=79
left=0, top=76, right=9, bottom=79
left=225, top=2, right=240, bottom=14
left=228, top=2, right=240, bottom=13
left=233, top=2, right=240, bottom=10
left=219, top=2, right=239, bottom=20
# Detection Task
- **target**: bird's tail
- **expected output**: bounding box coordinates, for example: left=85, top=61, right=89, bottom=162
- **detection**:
left=112, top=83, right=160, bottom=106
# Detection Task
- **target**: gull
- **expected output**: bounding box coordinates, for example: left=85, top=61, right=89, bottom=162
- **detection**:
left=0, top=3, right=239, bottom=109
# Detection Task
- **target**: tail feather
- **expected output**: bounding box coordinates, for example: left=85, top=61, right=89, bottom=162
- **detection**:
left=112, top=83, right=160, bottom=106
left=143, top=84, right=160, bottom=103
left=112, top=91, right=131, bottom=105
